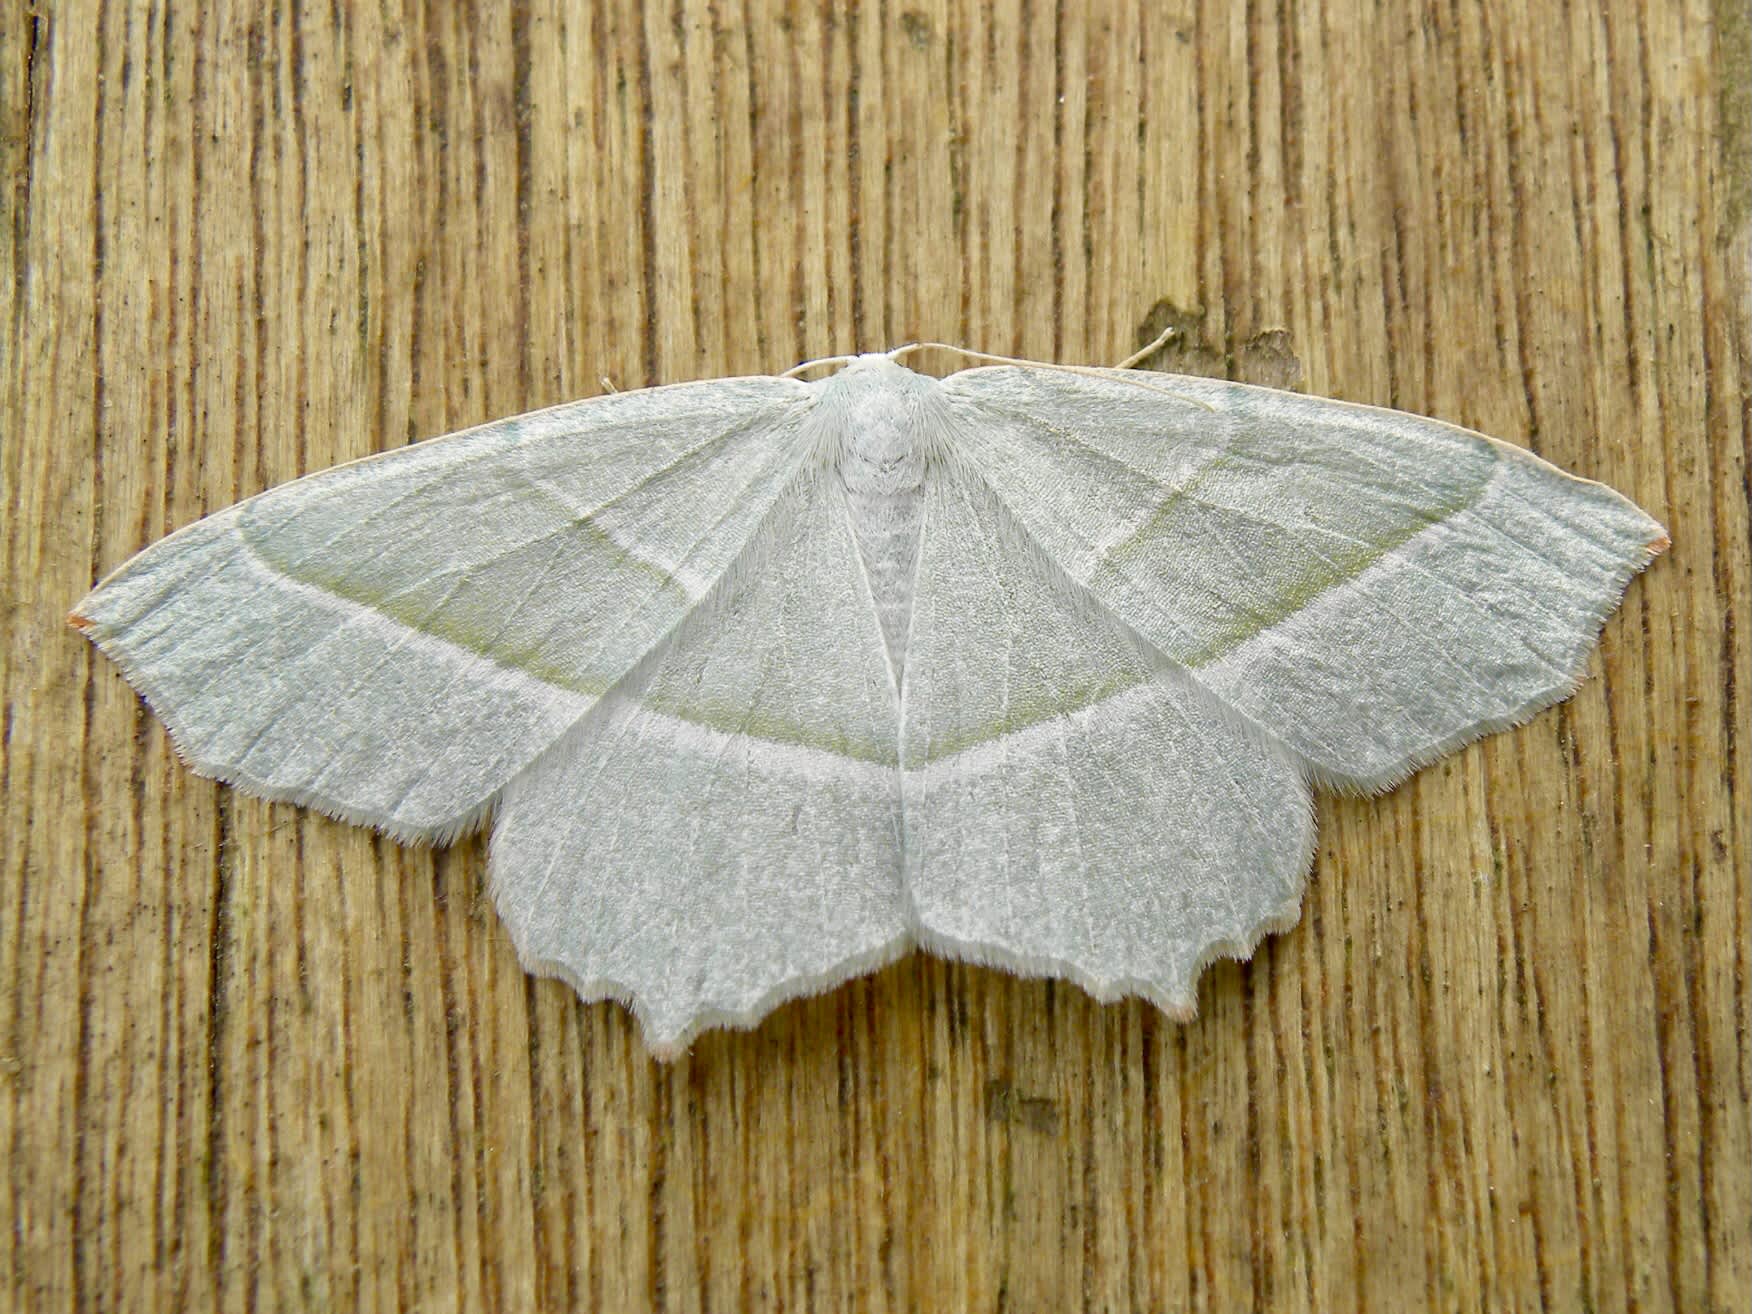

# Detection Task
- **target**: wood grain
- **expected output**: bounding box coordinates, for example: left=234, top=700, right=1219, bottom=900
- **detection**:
left=3, top=1, right=1746, bottom=1309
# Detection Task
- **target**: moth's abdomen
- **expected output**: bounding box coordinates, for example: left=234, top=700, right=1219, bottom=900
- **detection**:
left=845, top=484, right=925, bottom=686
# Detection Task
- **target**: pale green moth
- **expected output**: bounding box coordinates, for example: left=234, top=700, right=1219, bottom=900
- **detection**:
left=73, top=344, right=1666, bottom=1056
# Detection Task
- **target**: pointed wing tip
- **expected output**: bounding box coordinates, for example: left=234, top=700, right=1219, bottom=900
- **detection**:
left=67, top=610, right=96, bottom=634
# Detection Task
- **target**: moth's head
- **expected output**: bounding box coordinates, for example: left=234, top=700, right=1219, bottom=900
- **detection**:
left=811, top=353, right=940, bottom=493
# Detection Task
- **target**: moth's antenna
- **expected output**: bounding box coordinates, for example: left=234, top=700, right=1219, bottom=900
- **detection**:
left=781, top=353, right=863, bottom=380
left=889, top=341, right=1041, bottom=369
left=1111, top=322, right=1180, bottom=370
left=890, top=332, right=1214, bottom=413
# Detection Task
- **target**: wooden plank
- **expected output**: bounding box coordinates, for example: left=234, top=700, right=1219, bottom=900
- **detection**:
left=1, top=1, right=1745, bottom=1309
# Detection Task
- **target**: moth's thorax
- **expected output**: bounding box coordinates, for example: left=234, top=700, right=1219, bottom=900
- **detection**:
left=814, top=355, right=937, bottom=686
left=817, top=355, right=935, bottom=496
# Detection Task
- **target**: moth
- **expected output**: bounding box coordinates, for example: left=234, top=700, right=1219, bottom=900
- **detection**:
left=74, top=345, right=1666, bottom=1055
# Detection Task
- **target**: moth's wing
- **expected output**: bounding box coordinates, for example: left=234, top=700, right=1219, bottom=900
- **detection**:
left=73, top=377, right=813, bottom=840
left=940, top=366, right=1666, bottom=789
left=899, top=462, right=1314, bottom=1012
left=490, top=473, right=909, bottom=1055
